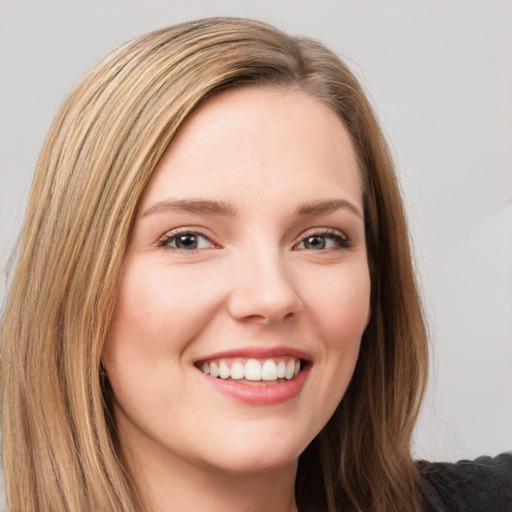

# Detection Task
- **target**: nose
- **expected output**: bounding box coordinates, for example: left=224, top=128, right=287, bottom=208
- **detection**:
left=227, top=249, right=304, bottom=325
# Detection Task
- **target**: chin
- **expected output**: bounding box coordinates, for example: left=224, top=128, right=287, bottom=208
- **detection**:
left=210, top=450, right=299, bottom=477
left=198, top=427, right=307, bottom=477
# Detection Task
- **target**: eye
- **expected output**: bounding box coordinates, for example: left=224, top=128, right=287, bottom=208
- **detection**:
left=296, top=230, right=349, bottom=251
left=157, top=231, right=215, bottom=252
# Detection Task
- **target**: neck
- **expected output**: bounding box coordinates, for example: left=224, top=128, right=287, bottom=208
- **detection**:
left=123, top=442, right=299, bottom=512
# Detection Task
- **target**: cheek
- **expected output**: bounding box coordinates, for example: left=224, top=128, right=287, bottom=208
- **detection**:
left=105, top=262, right=223, bottom=361
left=295, top=263, right=370, bottom=439
left=102, top=263, right=222, bottom=417
left=303, top=262, right=371, bottom=342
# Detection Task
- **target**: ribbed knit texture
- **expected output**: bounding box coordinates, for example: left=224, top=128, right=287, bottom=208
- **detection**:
left=417, top=453, right=512, bottom=511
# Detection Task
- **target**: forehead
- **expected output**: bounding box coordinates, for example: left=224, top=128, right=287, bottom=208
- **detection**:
left=141, top=86, right=362, bottom=211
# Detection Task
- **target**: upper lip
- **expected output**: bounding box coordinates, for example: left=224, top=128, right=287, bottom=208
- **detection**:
left=194, top=345, right=312, bottom=363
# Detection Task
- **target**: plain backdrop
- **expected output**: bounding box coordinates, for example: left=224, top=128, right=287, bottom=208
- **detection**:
left=1, top=0, right=511, bottom=492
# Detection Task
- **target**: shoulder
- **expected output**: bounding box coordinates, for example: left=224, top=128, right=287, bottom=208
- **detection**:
left=417, top=452, right=512, bottom=512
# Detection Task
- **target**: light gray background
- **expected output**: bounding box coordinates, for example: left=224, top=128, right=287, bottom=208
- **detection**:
left=0, top=0, right=510, bottom=482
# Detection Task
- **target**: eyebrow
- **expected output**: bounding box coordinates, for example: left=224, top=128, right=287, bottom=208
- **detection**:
left=143, top=198, right=238, bottom=217
left=295, top=199, right=363, bottom=219
left=143, top=197, right=362, bottom=219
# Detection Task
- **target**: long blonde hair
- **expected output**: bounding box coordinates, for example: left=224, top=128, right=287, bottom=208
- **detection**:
left=1, top=18, right=428, bottom=511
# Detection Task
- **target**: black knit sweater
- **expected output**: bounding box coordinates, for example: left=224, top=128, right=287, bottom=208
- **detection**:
left=418, top=452, right=512, bottom=511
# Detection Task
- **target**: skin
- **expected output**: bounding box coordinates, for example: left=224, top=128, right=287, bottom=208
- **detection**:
left=103, top=87, right=371, bottom=512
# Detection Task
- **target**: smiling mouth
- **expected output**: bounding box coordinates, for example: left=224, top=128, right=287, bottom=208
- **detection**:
left=195, top=357, right=302, bottom=384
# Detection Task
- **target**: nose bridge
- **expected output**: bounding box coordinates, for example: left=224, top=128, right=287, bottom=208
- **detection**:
left=227, top=240, right=303, bottom=323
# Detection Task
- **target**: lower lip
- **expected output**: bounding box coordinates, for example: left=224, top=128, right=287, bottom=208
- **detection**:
left=201, top=366, right=310, bottom=405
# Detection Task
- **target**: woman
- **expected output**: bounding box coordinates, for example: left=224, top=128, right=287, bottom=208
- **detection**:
left=1, top=17, right=510, bottom=512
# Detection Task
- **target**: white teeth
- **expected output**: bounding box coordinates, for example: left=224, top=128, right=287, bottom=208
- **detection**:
left=276, top=361, right=286, bottom=378
left=262, top=360, right=277, bottom=381
left=285, top=360, right=295, bottom=380
left=219, top=361, right=230, bottom=379
left=210, top=362, right=219, bottom=378
left=294, top=359, right=300, bottom=377
left=198, top=357, right=303, bottom=382
left=230, top=362, right=245, bottom=379
left=244, top=359, right=262, bottom=381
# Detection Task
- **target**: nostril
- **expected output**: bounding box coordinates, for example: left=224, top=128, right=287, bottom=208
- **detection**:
left=237, top=310, right=297, bottom=325
left=227, top=286, right=304, bottom=324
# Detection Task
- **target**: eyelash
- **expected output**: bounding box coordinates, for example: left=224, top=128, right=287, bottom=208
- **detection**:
left=156, top=228, right=351, bottom=253
left=296, top=228, right=351, bottom=251
left=156, top=229, right=215, bottom=253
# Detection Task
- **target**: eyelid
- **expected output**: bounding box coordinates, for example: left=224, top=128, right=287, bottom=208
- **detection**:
left=294, top=227, right=350, bottom=250
left=156, top=227, right=219, bottom=252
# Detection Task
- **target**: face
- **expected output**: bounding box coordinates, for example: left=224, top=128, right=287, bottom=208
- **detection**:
left=104, top=87, right=370, bottom=479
